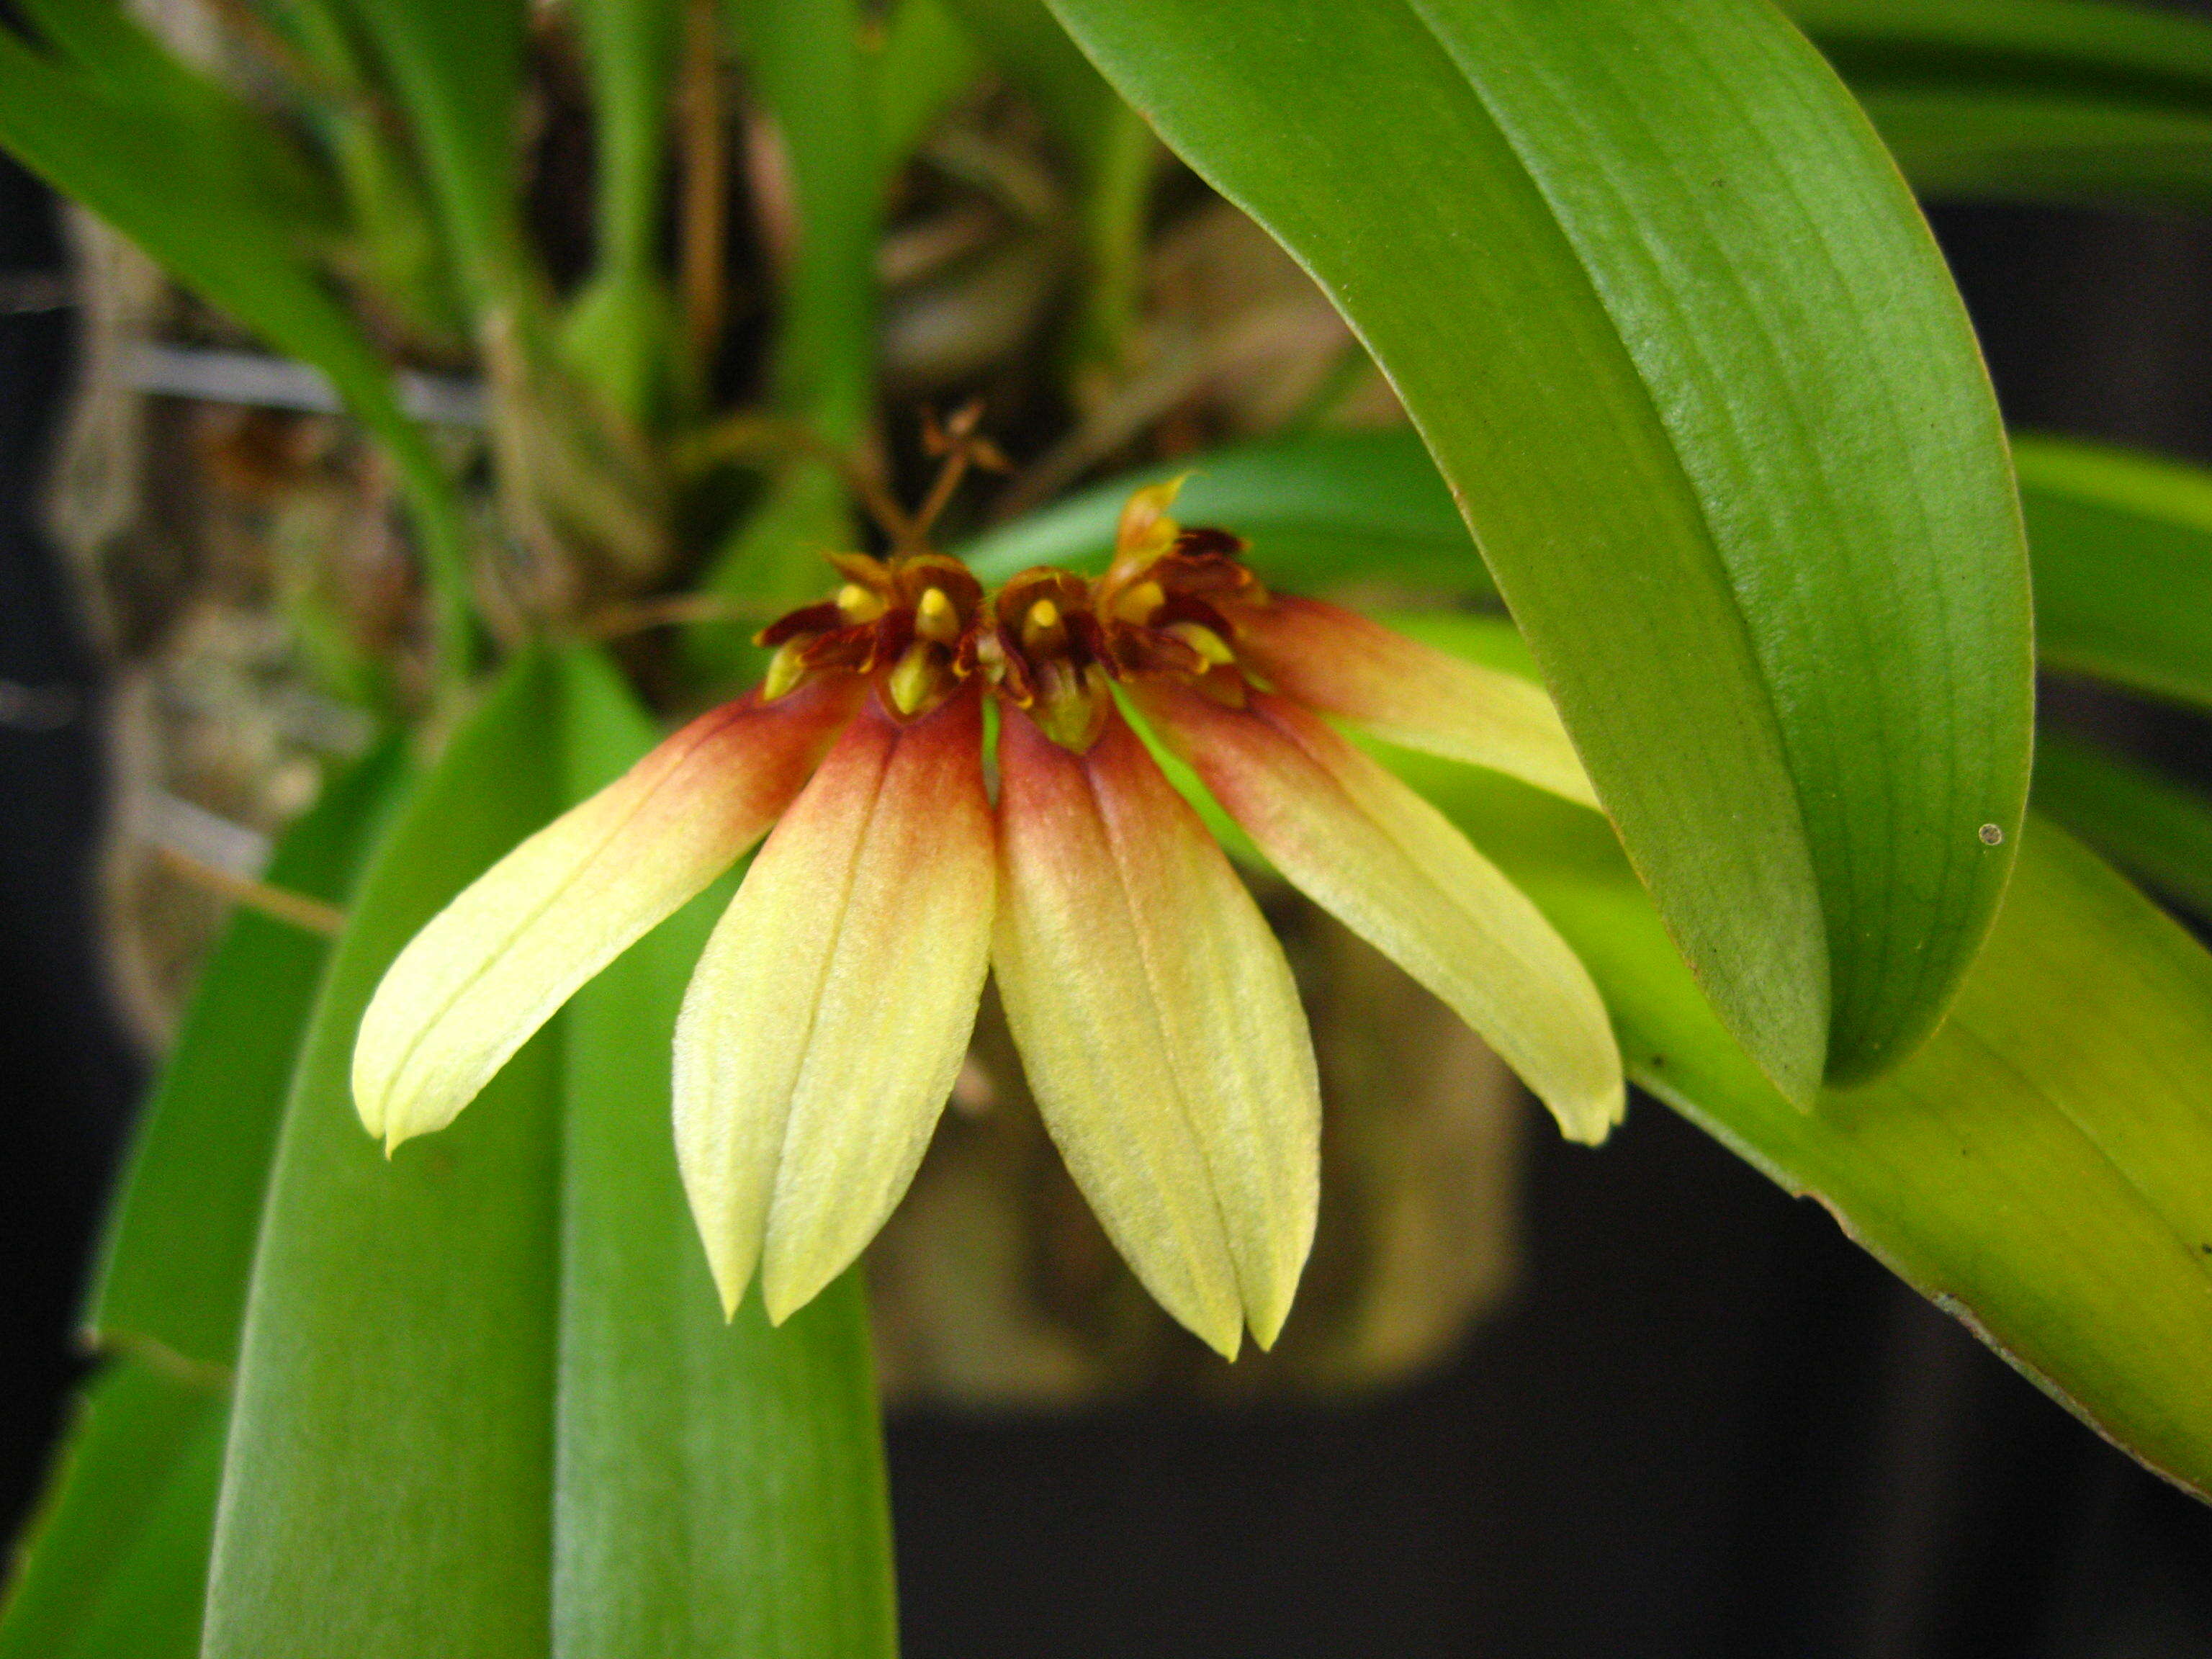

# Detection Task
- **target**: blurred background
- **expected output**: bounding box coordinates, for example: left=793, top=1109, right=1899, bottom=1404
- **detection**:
left=7, top=49, right=2212, bottom=1659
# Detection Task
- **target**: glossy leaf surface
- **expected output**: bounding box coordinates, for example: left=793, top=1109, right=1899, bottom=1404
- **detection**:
left=1046, top=0, right=2034, bottom=1099
left=1393, top=616, right=2212, bottom=1498
left=204, top=660, right=567, bottom=1658
left=2014, top=433, right=2212, bottom=711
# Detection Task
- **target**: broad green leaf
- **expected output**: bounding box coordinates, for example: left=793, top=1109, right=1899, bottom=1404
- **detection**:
left=203, top=657, right=567, bottom=1658
left=88, top=739, right=408, bottom=1375
left=2036, top=732, right=2212, bottom=923
left=2013, top=433, right=2212, bottom=712
left=0, top=1364, right=224, bottom=1659
left=1393, top=614, right=2212, bottom=1498
left=553, top=651, right=896, bottom=1659
left=1045, top=0, right=2034, bottom=1100
left=963, top=427, right=1493, bottom=598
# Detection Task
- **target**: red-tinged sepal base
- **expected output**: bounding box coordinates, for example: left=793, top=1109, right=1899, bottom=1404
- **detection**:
left=675, top=685, right=995, bottom=1321
left=992, top=701, right=1320, bottom=1357
left=1233, top=595, right=1598, bottom=808
left=354, top=673, right=863, bottom=1149
left=1136, top=680, right=1625, bottom=1145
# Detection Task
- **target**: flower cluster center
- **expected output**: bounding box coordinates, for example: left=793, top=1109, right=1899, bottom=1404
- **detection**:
left=757, top=506, right=1266, bottom=752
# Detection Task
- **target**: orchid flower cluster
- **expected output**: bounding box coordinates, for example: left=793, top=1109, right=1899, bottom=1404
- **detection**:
left=353, top=482, right=1624, bottom=1357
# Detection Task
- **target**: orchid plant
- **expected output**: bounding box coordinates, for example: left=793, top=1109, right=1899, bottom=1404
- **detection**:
left=6, top=0, right=2212, bottom=1651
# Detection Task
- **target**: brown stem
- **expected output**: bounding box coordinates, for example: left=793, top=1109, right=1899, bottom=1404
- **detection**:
left=678, top=0, right=729, bottom=379
left=154, top=845, right=346, bottom=938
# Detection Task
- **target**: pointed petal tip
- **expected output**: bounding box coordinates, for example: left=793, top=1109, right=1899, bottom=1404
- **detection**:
left=1548, top=1077, right=1629, bottom=1148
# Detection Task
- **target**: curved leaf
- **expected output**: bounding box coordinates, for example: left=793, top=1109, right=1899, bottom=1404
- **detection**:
left=2035, top=732, right=2212, bottom=924
left=1044, top=0, right=2034, bottom=1098
left=1393, top=614, right=2212, bottom=1498
left=2014, top=433, right=2212, bottom=712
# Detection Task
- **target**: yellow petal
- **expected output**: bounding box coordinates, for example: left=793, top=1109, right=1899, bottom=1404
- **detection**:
left=674, top=688, right=994, bottom=1322
left=1138, top=682, right=1624, bottom=1145
left=1235, top=596, right=1599, bottom=809
left=353, top=678, right=858, bottom=1149
left=992, top=702, right=1321, bottom=1357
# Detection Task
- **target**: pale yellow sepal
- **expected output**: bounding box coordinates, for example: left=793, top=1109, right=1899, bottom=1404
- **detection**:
left=1236, top=597, right=1600, bottom=810
left=673, top=691, right=994, bottom=1323
left=352, top=684, right=853, bottom=1151
left=1143, top=685, right=1624, bottom=1146
left=992, top=704, right=1321, bottom=1358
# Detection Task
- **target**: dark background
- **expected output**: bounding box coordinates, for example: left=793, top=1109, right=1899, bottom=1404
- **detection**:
left=7, top=177, right=2212, bottom=1659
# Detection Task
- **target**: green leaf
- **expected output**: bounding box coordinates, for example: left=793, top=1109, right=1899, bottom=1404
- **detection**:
left=88, top=739, right=409, bottom=1375
left=871, top=0, right=983, bottom=182
left=205, top=650, right=896, bottom=1653
left=2014, top=433, right=2212, bottom=712
left=1849, top=86, right=2212, bottom=210
left=1395, top=613, right=2212, bottom=1498
left=2035, top=732, right=2212, bottom=923
left=552, top=651, right=897, bottom=1658
left=0, top=1364, right=225, bottom=1659
left=336, top=0, right=531, bottom=304
left=1039, top=0, right=2037, bottom=1096
left=572, top=0, right=685, bottom=280
left=963, top=427, right=1493, bottom=598
left=1784, top=0, right=2212, bottom=210
left=728, top=0, right=879, bottom=442
left=1787, top=0, right=2212, bottom=108
left=204, top=657, right=567, bottom=1658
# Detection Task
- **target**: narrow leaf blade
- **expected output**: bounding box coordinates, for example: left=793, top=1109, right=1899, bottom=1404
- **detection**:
left=2015, top=433, right=2212, bottom=712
